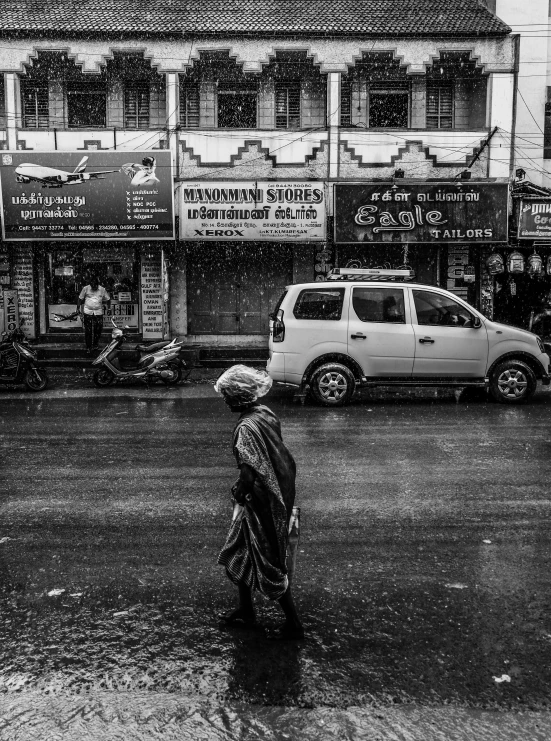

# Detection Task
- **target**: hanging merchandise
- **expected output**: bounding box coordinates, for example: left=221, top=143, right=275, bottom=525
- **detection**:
left=528, top=250, right=543, bottom=278
left=395, top=244, right=415, bottom=279
left=507, top=251, right=525, bottom=274
left=509, top=278, right=517, bottom=296
left=486, top=253, right=505, bottom=275
left=547, top=255, right=551, bottom=276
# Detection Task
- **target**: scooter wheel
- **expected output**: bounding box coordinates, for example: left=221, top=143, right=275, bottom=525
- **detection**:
left=161, top=363, right=182, bottom=386
left=25, top=368, right=48, bottom=392
left=93, top=369, right=115, bottom=388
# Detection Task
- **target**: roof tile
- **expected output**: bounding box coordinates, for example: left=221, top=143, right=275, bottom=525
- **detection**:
left=0, top=0, right=511, bottom=36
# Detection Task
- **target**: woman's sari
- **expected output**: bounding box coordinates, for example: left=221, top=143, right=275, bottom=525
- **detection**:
left=218, top=404, right=296, bottom=600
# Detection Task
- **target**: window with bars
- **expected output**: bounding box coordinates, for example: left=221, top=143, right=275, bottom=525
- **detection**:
left=67, top=82, right=106, bottom=128
left=340, top=82, right=352, bottom=126
left=368, top=86, right=409, bottom=128
left=275, top=82, right=301, bottom=129
left=124, top=84, right=150, bottom=129
left=21, top=83, right=49, bottom=128
left=427, top=85, right=453, bottom=129
left=180, top=84, right=200, bottom=128
left=217, top=82, right=257, bottom=128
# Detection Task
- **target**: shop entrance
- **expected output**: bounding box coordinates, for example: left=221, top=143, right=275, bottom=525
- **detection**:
left=187, top=244, right=293, bottom=335
left=45, top=245, right=140, bottom=334
left=493, top=270, right=551, bottom=338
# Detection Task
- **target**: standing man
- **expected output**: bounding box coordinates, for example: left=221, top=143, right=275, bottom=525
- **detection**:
left=77, top=275, right=110, bottom=353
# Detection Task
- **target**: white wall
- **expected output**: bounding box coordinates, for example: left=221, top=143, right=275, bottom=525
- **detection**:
left=495, top=0, right=549, bottom=186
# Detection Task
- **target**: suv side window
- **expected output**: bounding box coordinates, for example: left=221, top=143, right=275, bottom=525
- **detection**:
left=293, top=288, right=345, bottom=320
left=352, top=287, right=406, bottom=323
left=413, top=290, right=475, bottom=327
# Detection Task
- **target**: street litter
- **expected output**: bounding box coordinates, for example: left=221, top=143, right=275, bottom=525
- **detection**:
left=483, top=539, right=492, bottom=544
left=0, top=537, right=12, bottom=544
left=47, top=588, right=65, bottom=597
left=493, top=674, right=511, bottom=683
left=445, top=583, right=469, bottom=589
left=69, top=593, right=83, bottom=598
left=113, top=611, right=129, bottom=617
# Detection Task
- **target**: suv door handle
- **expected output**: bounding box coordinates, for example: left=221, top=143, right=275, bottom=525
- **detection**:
left=419, top=337, right=435, bottom=344
left=351, top=333, right=366, bottom=340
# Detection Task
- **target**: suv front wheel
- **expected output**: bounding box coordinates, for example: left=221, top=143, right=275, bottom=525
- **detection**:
left=310, top=363, right=356, bottom=406
left=489, top=359, right=537, bottom=404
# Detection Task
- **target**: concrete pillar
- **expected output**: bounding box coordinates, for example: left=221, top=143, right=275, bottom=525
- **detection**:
left=166, top=73, right=179, bottom=166
left=410, top=75, right=426, bottom=129
left=487, top=72, right=515, bottom=178
left=5, top=73, right=18, bottom=149
left=327, top=72, right=341, bottom=214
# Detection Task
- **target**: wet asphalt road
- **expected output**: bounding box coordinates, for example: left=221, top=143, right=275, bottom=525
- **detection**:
left=1, top=376, right=551, bottom=739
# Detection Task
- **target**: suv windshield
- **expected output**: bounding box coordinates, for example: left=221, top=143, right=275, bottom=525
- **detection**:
left=270, top=290, right=288, bottom=319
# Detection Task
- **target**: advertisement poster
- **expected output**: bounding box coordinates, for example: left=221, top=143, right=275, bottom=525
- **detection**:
left=0, top=151, right=174, bottom=240
left=518, top=200, right=551, bottom=239
left=13, top=246, right=35, bottom=338
left=3, top=289, right=19, bottom=333
left=141, top=251, right=165, bottom=339
left=334, top=182, right=508, bottom=244
left=180, top=181, right=326, bottom=241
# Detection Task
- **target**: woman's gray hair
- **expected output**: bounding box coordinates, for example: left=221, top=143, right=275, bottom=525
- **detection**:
left=214, top=364, right=273, bottom=403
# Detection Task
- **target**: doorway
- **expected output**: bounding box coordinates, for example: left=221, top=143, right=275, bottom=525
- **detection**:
left=187, top=244, right=293, bottom=335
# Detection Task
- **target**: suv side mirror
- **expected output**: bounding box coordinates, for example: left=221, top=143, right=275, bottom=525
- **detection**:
left=472, top=316, right=482, bottom=329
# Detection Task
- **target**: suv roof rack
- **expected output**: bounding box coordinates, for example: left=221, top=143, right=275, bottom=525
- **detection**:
left=327, top=268, right=416, bottom=282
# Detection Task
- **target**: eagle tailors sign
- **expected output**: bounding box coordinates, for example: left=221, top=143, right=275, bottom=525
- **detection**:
left=0, top=151, right=174, bottom=240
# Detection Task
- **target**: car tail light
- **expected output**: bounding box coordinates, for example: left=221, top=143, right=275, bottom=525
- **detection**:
left=272, top=309, right=285, bottom=343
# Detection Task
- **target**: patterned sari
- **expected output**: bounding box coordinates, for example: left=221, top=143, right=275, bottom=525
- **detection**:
left=218, top=404, right=296, bottom=600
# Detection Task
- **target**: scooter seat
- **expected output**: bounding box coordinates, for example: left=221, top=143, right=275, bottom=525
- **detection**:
left=136, top=340, right=172, bottom=353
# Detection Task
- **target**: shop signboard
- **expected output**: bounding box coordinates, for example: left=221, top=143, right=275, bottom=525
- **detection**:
left=0, top=151, right=174, bottom=240
left=3, top=289, right=18, bottom=333
left=141, top=250, right=166, bottom=339
left=334, top=182, right=508, bottom=244
left=180, top=181, right=326, bottom=241
left=518, top=200, right=551, bottom=239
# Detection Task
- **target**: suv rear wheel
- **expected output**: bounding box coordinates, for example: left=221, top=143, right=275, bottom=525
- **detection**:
left=489, top=359, right=537, bottom=404
left=310, top=363, right=356, bottom=407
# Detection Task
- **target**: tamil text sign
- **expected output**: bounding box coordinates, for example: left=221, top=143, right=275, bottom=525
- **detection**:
left=180, top=182, right=326, bottom=241
left=0, top=151, right=174, bottom=240
left=518, top=200, right=551, bottom=239
left=334, top=182, right=508, bottom=244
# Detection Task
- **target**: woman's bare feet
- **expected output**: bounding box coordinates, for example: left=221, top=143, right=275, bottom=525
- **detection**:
left=218, top=607, right=256, bottom=628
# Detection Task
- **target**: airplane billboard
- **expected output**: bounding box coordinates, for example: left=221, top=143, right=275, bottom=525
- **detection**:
left=0, top=151, right=175, bottom=240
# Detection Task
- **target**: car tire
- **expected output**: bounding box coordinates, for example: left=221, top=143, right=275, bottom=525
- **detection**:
left=310, top=363, right=356, bottom=407
left=489, top=359, right=537, bottom=404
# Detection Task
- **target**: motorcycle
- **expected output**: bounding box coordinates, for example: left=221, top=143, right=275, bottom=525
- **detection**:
left=0, top=319, right=49, bottom=391
left=91, top=322, right=186, bottom=387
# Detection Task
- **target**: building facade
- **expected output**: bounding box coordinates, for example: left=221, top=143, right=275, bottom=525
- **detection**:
left=0, top=0, right=517, bottom=348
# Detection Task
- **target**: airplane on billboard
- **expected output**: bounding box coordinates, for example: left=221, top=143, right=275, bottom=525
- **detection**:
left=14, top=156, right=120, bottom=188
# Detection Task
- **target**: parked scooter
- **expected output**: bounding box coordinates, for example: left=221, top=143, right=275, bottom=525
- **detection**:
left=0, top=319, right=48, bottom=391
left=91, top=322, right=185, bottom=387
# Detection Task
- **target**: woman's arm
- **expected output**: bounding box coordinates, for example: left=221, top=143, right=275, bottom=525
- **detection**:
left=232, top=463, right=256, bottom=504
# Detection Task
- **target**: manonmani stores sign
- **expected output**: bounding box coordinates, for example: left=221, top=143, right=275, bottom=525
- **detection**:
left=180, top=181, right=326, bottom=241
left=0, top=151, right=175, bottom=240
left=334, top=182, right=509, bottom=244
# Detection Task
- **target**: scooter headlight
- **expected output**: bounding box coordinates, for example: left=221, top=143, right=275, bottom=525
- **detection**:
left=111, top=328, right=123, bottom=339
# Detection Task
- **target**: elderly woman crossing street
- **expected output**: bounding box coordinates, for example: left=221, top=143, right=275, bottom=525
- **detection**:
left=214, top=365, right=304, bottom=640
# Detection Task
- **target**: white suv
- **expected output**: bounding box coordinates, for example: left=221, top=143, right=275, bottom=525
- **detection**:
left=267, top=268, right=550, bottom=406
